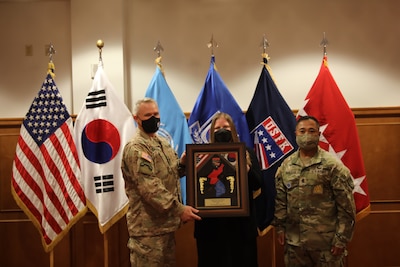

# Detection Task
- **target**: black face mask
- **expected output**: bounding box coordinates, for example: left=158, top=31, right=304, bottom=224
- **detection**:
left=141, top=116, right=160, bottom=133
left=214, top=129, right=232, bottom=143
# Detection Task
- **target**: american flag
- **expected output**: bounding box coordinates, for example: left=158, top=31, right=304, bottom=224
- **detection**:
left=11, top=73, right=87, bottom=252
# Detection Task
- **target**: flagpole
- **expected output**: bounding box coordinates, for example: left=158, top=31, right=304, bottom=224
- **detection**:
left=104, top=231, right=109, bottom=267
left=260, top=34, right=271, bottom=68
left=47, top=46, right=56, bottom=267
left=272, top=229, right=276, bottom=267
left=153, top=40, right=165, bottom=76
left=46, top=42, right=56, bottom=79
left=320, top=32, right=329, bottom=56
left=97, top=39, right=104, bottom=67
left=259, top=36, right=277, bottom=267
left=49, top=249, right=54, bottom=267
left=96, top=39, right=110, bottom=267
left=260, top=34, right=269, bottom=55
left=207, top=34, right=218, bottom=56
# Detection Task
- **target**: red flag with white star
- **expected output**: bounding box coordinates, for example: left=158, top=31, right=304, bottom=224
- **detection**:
left=297, top=56, right=370, bottom=220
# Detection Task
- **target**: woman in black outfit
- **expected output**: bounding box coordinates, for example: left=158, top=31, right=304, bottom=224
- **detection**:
left=194, top=112, right=263, bottom=267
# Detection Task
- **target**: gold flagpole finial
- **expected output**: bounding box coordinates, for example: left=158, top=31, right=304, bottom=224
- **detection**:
left=47, top=42, right=56, bottom=78
left=97, top=39, right=104, bottom=65
left=207, top=34, right=218, bottom=56
left=153, top=40, right=165, bottom=76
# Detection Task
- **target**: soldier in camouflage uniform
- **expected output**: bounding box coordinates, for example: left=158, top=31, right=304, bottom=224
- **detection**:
left=273, top=115, right=356, bottom=267
left=121, top=98, right=201, bottom=267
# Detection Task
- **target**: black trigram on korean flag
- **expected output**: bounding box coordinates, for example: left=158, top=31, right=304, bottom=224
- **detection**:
left=86, top=89, right=107, bottom=109
left=94, top=174, right=114, bottom=193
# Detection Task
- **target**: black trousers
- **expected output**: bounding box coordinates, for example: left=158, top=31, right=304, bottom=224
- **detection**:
left=196, top=236, right=258, bottom=267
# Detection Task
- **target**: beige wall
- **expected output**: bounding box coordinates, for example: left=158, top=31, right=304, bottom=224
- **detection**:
left=0, top=0, right=399, bottom=118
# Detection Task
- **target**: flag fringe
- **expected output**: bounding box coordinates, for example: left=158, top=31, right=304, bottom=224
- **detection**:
left=258, top=224, right=274, bottom=236
left=155, top=56, right=165, bottom=77
left=213, top=62, right=218, bottom=72
left=260, top=60, right=279, bottom=88
left=323, top=56, right=329, bottom=67
left=356, top=204, right=371, bottom=222
left=47, top=62, right=55, bottom=78
left=253, top=188, right=261, bottom=199
left=86, top=199, right=129, bottom=234
left=11, top=185, right=88, bottom=253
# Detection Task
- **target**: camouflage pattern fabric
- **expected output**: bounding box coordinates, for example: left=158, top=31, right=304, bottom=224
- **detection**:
left=128, top=233, right=176, bottom=267
left=285, top=244, right=345, bottom=267
left=121, top=129, right=185, bottom=267
left=273, top=147, right=356, bottom=253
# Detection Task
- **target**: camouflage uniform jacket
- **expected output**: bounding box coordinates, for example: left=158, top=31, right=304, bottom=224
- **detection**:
left=121, top=129, right=185, bottom=237
left=273, top=147, right=356, bottom=250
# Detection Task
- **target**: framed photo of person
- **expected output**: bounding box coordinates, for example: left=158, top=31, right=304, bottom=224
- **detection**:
left=185, top=142, right=249, bottom=217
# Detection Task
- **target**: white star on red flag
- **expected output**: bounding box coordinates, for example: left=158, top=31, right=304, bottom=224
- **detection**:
left=297, top=56, right=370, bottom=220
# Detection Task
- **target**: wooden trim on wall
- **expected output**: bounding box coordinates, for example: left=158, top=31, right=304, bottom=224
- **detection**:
left=183, top=106, right=400, bottom=119
left=1, top=106, right=399, bottom=267
left=2, top=106, right=400, bottom=122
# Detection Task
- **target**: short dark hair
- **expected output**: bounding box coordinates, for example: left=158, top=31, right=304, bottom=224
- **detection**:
left=296, top=115, right=320, bottom=128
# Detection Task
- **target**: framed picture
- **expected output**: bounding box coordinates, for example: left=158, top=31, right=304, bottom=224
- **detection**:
left=185, top=142, right=249, bottom=217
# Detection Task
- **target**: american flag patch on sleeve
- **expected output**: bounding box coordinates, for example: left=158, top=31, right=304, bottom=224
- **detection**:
left=140, top=151, right=152, bottom=162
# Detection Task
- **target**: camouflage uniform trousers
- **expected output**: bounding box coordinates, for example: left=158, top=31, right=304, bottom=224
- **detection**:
left=128, top=232, right=176, bottom=267
left=284, top=244, right=345, bottom=267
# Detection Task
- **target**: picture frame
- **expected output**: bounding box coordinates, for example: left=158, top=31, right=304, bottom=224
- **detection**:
left=185, top=142, right=249, bottom=217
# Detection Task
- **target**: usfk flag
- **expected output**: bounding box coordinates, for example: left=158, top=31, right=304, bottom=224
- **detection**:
left=188, top=55, right=252, bottom=147
left=145, top=64, right=192, bottom=203
left=297, top=55, right=370, bottom=220
left=12, top=72, right=87, bottom=252
left=246, top=55, right=297, bottom=233
left=74, top=63, right=136, bottom=233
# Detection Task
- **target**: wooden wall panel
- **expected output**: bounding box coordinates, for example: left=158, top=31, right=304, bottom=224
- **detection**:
left=1, top=107, right=399, bottom=267
left=0, top=134, right=19, bottom=211
left=347, top=211, right=400, bottom=267
left=1, top=220, right=49, bottom=266
left=357, top=122, right=400, bottom=200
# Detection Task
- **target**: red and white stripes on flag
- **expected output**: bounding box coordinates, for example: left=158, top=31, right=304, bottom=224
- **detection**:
left=11, top=74, right=87, bottom=252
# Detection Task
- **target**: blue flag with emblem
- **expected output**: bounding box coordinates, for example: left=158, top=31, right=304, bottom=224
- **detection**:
left=246, top=56, right=298, bottom=233
left=188, top=55, right=252, bottom=147
left=145, top=64, right=192, bottom=204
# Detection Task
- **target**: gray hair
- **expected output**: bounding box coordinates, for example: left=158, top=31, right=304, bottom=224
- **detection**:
left=133, top=97, right=157, bottom=115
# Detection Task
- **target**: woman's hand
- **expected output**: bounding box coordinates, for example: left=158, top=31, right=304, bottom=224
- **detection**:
left=179, top=151, right=186, bottom=165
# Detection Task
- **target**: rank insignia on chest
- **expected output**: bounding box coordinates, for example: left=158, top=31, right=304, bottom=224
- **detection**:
left=313, top=184, right=323, bottom=194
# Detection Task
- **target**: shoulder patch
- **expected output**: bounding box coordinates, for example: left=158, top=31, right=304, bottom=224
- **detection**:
left=140, top=151, right=152, bottom=162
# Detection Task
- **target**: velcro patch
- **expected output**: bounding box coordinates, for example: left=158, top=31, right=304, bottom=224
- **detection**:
left=313, top=184, right=323, bottom=194
left=140, top=151, right=152, bottom=162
